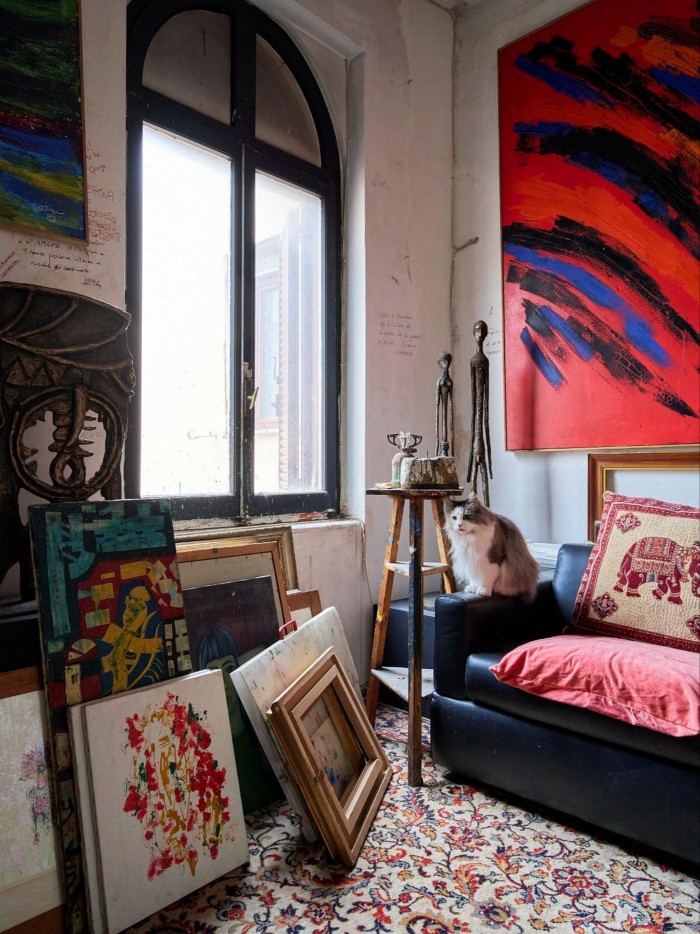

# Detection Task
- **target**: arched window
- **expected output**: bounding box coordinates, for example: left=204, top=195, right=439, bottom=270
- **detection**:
left=125, top=0, right=340, bottom=520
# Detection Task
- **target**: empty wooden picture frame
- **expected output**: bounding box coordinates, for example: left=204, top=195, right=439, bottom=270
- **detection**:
left=587, top=450, right=700, bottom=541
left=176, top=540, right=292, bottom=629
left=176, top=525, right=299, bottom=590
left=267, top=647, right=391, bottom=866
left=287, top=589, right=322, bottom=626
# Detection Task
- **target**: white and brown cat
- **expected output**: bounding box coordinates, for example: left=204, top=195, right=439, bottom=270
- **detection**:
left=444, top=492, right=539, bottom=602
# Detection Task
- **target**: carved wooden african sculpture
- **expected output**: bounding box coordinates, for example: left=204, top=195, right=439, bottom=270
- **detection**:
left=0, top=283, right=134, bottom=594
left=467, top=320, right=493, bottom=506
left=435, top=351, right=454, bottom=457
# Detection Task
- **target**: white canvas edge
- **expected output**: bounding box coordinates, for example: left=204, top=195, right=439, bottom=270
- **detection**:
left=68, top=704, right=106, bottom=934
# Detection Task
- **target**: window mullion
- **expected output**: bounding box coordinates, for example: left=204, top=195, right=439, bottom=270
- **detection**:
left=229, top=143, right=243, bottom=514
left=240, top=145, right=257, bottom=518
left=231, top=3, right=255, bottom=142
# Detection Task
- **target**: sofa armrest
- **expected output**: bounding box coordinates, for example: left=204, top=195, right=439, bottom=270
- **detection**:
left=433, top=579, right=562, bottom=699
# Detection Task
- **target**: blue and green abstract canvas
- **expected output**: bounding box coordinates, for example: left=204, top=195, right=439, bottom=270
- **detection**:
left=0, top=0, right=87, bottom=240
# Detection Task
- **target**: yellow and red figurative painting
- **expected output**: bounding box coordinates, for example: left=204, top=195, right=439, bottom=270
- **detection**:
left=28, top=499, right=192, bottom=934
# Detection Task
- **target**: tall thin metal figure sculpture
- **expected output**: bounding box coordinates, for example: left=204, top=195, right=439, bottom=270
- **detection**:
left=467, top=320, right=493, bottom=505
left=435, top=351, right=454, bottom=457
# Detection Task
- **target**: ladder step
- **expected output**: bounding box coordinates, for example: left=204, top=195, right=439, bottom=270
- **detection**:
left=385, top=561, right=450, bottom=577
left=370, top=666, right=434, bottom=702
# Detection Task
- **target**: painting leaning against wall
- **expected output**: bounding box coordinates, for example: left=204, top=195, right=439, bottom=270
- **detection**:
left=0, top=0, right=87, bottom=240
left=499, top=0, right=699, bottom=451
left=28, top=499, right=192, bottom=934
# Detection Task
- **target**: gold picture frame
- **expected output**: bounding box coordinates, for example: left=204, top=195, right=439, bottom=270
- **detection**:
left=267, top=648, right=392, bottom=867
left=587, top=450, right=700, bottom=541
left=175, top=524, right=299, bottom=591
left=176, top=539, right=292, bottom=628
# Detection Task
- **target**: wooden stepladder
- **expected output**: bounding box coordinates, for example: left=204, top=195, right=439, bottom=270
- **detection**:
left=365, top=490, right=458, bottom=731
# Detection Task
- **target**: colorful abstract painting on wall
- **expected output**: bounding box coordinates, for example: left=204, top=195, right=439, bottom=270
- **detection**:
left=0, top=0, right=87, bottom=240
left=499, top=0, right=699, bottom=450
left=28, top=499, right=191, bottom=934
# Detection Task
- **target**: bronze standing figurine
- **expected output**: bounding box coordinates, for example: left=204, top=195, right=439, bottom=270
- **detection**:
left=435, top=351, right=454, bottom=457
left=467, top=320, right=493, bottom=505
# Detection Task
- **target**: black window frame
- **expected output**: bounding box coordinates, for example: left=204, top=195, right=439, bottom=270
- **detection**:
left=125, top=0, right=341, bottom=521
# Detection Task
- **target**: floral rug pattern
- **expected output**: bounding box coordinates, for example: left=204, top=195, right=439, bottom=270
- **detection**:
left=127, top=705, right=699, bottom=934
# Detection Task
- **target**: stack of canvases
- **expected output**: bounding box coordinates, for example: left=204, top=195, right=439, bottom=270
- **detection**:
left=29, top=499, right=390, bottom=934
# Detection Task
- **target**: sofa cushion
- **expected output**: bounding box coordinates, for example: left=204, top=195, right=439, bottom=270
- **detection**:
left=489, top=634, right=700, bottom=737
left=465, top=650, right=700, bottom=768
left=571, top=492, right=700, bottom=652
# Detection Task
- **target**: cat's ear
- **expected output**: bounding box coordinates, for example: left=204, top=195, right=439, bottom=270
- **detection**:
left=467, top=491, right=479, bottom=503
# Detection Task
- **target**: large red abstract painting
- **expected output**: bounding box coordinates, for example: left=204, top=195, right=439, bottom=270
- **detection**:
left=499, top=0, right=699, bottom=450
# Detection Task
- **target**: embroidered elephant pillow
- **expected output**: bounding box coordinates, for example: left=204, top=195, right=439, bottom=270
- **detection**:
left=572, top=492, right=700, bottom=653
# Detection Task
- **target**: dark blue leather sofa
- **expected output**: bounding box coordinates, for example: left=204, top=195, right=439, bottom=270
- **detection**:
left=430, top=543, right=700, bottom=868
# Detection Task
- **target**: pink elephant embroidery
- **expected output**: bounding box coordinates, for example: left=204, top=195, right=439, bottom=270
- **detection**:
left=614, top=537, right=700, bottom=605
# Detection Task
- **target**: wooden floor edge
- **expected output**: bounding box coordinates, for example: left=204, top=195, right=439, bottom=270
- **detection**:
left=3, top=904, right=64, bottom=934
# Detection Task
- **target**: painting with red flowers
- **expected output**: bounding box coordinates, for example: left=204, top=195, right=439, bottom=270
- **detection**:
left=72, top=669, right=247, bottom=933
left=499, top=0, right=699, bottom=450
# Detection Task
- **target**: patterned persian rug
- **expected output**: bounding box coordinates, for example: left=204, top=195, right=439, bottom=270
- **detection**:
left=127, top=704, right=699, bottom=934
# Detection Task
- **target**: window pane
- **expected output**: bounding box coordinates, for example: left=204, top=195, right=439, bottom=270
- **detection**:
left=141, top=125, right=232, bottom=497
left=143, top=11, right=231, bottom=124
left=254, top=172, right=323, bottom=494
left=255, top=37, right=321, bottom=166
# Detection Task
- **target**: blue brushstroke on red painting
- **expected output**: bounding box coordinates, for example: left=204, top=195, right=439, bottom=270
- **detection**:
left=499, top=0, right=699, bottom=449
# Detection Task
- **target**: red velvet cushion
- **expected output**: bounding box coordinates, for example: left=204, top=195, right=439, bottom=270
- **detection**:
left=490, top=634, right=700, bottom=737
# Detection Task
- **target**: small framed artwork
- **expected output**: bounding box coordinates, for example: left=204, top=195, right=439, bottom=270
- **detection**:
left=231, top=607, right=362, bottom=842
left=587, top=451, right=700, bottom=541
left=176, top=524, right=299, bottom=590
left=287, top=589, right=322, bottom=626
left=183, top=576, right=280, bottom=671
left=267, top=647, right=392, bottom=866
left=177, top=540, right=292, bottom=627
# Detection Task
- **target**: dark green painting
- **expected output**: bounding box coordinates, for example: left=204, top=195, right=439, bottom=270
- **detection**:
left=0, top=0, right=87, bottom=240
